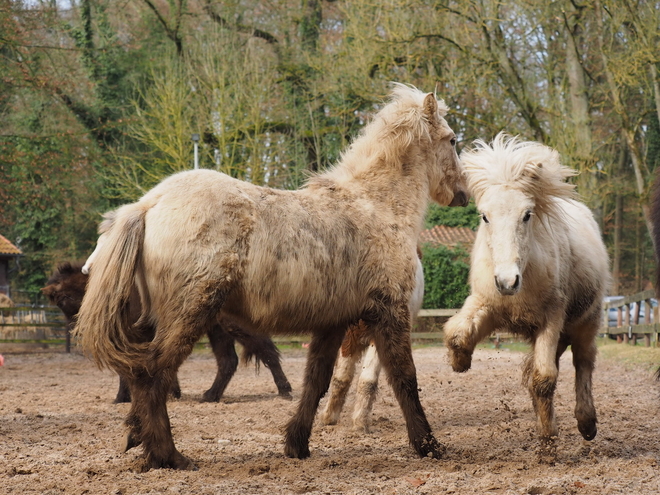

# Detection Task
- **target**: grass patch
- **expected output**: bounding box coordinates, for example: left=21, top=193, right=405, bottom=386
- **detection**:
left=596, top=337, right=660, bottom=371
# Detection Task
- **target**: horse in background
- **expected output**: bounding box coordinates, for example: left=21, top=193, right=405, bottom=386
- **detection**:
left=320, top=250, right=424, bottom=432
left=42, top=262, right=292, bottom=403
left=444, top=133, right=610, bottom=463
left=74, top=84, right=468, bottom=470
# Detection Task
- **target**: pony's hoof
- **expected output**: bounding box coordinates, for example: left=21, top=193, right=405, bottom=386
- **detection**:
left=284, top=442, right=311, bottom=459
left=447, top=345, right=472, bottom=373
left=122, top=431, right=142, bottom=453
left=578, top=420, right=597, bottom=441
left=278, top=391, right=293, bottom=400
left=143, top=451, right=198, bottom=471
left=200, top=390, right=221, bottom=403
left=170, top=387, right=182, bottom=400
left=416, top=434, right=446, bottom=459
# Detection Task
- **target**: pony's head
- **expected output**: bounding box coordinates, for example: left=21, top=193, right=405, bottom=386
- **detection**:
left=383, top=84, right=468, bottom=207
left=331, top=84, right=467, bottom=208
left=462, top=133, right=576, bottom=296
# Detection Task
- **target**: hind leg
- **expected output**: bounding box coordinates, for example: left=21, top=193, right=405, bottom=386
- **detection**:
left=202, top=324, right=239, bottom=402
left=320, top=348, right=361, bottom=426
left=115, top=375, right=132, bottom=403
left=372, top=303, right=444, bottom=459
left=229, top=324, right=293, bottom=398
left=570, top=317, right=599, bottom=441
left=284, top=327, right=346, bottom=459
left=352, top=342, right=382, bottom=432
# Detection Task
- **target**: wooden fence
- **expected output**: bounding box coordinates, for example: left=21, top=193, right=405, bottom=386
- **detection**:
left=0, top=305, right=70, bottom=352
left=4, top=293, right=655, bottom=353
left=601, top=289, right=659, bottom=347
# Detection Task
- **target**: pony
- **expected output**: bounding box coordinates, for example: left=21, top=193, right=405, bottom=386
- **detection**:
left=320, top=250, right=424, bottom=432
left=74, top=84, right=468, bottom=470
left=42, top=262, right=291, bottom=403
left=443, top=133, right=609, bottom=462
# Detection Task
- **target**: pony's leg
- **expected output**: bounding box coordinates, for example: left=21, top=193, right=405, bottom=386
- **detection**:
left=133, top=286, right=230, bottom=470
left=570, top=318, right=599, bottom=441
left=170, top=375, right=182, bottom=400
left=372, top=305, right=445, bottom=459
left=444, top=295, right=495, bottom=372
left=524, top=316, right=564, bottom=463
left=202, top=324, right=239, bottom=402
left=230, top=325, right=293, bottom=398
left=115, top=375, right=132, bottom=403
left=284, top=328, right=346, bottom=459
left=352, top=341, right=382, bottom=432
left=319, top=349, right=361, bottom=426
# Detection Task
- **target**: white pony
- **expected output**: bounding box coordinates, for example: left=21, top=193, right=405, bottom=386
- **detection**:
left=320, top=255, right=424, bottom=432
left=444, top=133, right=609, bottom=461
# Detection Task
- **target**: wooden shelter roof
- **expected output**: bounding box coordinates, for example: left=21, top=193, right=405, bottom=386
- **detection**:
left=0, top=234, right=22, bottom=256
left=419, top=225, right=476, bottom=248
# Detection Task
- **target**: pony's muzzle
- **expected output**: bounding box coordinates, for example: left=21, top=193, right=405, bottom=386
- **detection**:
left=449, top=190, right=469, bottom=207
left=494, top=274, right=521, bottom=296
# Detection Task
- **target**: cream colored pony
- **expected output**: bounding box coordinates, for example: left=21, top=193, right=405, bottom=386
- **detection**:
left=74, top=84, right=468, bottom=471
left=444, top=133, right=609, bottom=462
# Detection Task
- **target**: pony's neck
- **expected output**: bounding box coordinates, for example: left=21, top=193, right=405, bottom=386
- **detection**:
left=321, top=143, right=430, bottom=237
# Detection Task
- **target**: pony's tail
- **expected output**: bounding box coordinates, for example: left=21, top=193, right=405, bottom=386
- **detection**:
left=73, top=204, right=150, bottom=377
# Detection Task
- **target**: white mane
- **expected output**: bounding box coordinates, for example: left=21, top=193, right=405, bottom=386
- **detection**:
left=461, top=133, right=576, bottom=217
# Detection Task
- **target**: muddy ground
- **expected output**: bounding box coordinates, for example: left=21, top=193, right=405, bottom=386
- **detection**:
left=1, top=342, right=659, bottom=494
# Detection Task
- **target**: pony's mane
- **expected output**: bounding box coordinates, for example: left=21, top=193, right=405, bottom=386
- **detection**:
left=315, top=83, right=448, bottom=184
left=461, top=133, right=576, bottom=216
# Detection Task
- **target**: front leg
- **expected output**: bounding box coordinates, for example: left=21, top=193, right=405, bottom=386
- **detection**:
left=372, top=302, right=445, bottom=459
left=444, top=295, right=495, bottom=372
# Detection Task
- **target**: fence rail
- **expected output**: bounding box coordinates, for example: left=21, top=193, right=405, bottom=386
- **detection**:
left=601, top=289, right=659, bottom=347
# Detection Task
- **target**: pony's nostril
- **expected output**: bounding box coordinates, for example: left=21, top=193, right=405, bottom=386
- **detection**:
left=512, top=275, right=520, bottom=290
left=449, top=190, right=468, bottom=207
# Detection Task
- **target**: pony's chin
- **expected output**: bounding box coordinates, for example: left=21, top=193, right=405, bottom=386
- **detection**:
left=496, top=287, right=520, bottom=297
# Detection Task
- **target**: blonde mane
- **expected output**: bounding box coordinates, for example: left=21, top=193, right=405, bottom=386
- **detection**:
left=461, top=133, right=576, bottom=217
left=320, top=83, right=449, bottom=183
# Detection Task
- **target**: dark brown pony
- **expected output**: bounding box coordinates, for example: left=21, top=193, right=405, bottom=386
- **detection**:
left=42, top=262, right=292, bottom=403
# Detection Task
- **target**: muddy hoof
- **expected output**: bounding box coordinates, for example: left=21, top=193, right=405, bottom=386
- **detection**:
left=415, top=434, right=446, bottom=459
left=278, top=391, right=293, bottom=401
left=200, top=390, right=221, bottom=403
left=447, top=343, right=473, bottom=373
left=578, top=420, right=597, bottom=441
left=122, top=431, right=142, bottom=453
left=143, top=450, right=197, bottom=471
left=284, top=433, right=311, bottom=459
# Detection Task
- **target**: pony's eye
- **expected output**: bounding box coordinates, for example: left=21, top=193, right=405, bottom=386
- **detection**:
left=481, top=213, right=489, bottom=224
left=450, top=137, right=456, bottom=146
left=523, top=210, right=532, bottom=222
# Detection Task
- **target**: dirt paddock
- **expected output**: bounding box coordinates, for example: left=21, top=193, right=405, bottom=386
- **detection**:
left=1, top=342, right=660, bottom=494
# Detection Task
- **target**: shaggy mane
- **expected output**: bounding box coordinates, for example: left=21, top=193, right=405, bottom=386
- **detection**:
left=315, top=83, right=449, bottom=184
left=461, top=133, right=577, bottom=217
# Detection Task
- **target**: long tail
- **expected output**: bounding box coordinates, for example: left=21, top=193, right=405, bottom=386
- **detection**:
left=73, top=204, right=150, bottom=377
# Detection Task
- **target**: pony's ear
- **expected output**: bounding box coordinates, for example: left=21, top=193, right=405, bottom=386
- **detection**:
left=423, top=93, right=438, bottom=123
left=522, top=162, right=543, bottom=181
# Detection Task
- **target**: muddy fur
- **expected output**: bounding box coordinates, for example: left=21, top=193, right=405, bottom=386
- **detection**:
left=74, top=84, right=468, bottom=470
left=444, top=133, right=610, bottom=462
left=42, top=262, right=291, bottom=403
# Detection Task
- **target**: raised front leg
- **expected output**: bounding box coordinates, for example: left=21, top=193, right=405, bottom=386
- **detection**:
left=372, top=304, right=445, bottom=459
left=320, top=348, right=361, bottom=426
left=444, top=295, right=495, bottom=372
left=352, top=342, right=382, bottom=432
left=202, top=325, right=239, bottom=402
left=284, top=328, right=346, bottom=459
